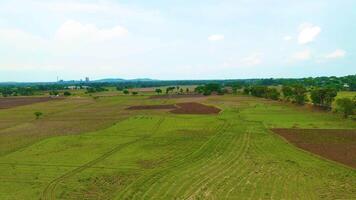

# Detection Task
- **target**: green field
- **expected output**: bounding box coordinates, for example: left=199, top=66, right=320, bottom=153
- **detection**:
left=0, top=94, right=355, bottom=199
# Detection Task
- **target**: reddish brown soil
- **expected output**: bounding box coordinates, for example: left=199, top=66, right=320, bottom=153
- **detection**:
left=126, top=104, right=177, bottom=110
left=0, top=97, right=61, bottom=109
left=170, top=102, right=221, bottom=115
left=271, top=128, right=356, bottom=168
left=149, top=94, right=205, bottom=99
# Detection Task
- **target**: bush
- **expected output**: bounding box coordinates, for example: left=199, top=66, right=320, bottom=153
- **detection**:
left=34, top=111, right=43, bottom=119
left=63, top=91, right=71, bottom=96
left=336, top=97, right=355, bottom=118
left=123, top=89, right=129, bottom=95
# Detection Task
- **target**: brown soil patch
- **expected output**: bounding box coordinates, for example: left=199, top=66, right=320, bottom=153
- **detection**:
left=271, top=128, right=356, bottom=168
left=150, top=94, right=204, bottom=99
left=171, top=102, right=221, bottom=115
left=126, top=104, right=177, bottom=110
left=0, top=97, right=61, bottom=109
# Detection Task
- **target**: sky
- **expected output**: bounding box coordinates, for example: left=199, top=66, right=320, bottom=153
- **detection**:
left=0, top=0, right=355, bottom=82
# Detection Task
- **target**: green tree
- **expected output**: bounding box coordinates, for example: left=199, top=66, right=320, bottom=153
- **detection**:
left=155, top=88, right=162, bottom=95
left=265, top=88, right=280, bottom=100
left=34, top=111, right=43, bottom=119
left=282, top=85, right=293, bottom=101
left=166, top=87, right=175, bottom=94
left=63, top=91, right=71, bottom=96
left=132, top=91, right=138, bottom=95
left=49, top=90, right=59, bottom=96
left=310, top=88, right=337, bottom=109
left=123, top=89, right=129, bottom=95
left=292, top=85, right=308, bottom=105
left=336, top=97, right=355, bottom=118
left=243, top=87, right=250, bottom=95
left=250, top=86, right=268, bottom=97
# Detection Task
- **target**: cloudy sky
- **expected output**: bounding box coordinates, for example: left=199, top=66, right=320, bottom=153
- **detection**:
left=0, top=0, right=355, bottom=82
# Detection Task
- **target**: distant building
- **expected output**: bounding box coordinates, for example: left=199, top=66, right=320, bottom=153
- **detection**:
left=85, top=77, right=90, bottom=82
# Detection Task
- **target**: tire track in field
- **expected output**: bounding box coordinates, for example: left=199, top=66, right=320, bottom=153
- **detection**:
left=143, top=121, right=230, bottom=199
left=134, top=121, right=232, bottom=200
left=117, top=118, right=229, bottom=199
left=183, top=128, right=250, bottom=199
left=144, top=122, right=234, bottom=199
left=145, top=122, right=234, bottom=199
left=41, top=117, right=165, bottom=200
left=221, top=125, right=269, bottom=199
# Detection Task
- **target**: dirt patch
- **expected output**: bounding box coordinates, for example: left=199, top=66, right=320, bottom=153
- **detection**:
left=271, top=128, right=356, bottom=168
left=137, top=159, right=164, bottom=169
left=0, top=97, right=61, bottom=109
left=149, top=94, right=204, bottom=99
left=171, top=102, right=221, bottom=115
left=126, top=104, right=177, bottom=110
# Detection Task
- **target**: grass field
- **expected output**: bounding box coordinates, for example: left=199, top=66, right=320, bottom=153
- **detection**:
left=0, top=94, right=355, bottom=199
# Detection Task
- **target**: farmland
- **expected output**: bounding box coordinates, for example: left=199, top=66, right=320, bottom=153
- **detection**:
left=0, top=92, right=355, bottom=199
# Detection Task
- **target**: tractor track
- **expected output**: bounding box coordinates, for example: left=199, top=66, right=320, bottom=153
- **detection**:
left=41, top=117, right=165, bottom=200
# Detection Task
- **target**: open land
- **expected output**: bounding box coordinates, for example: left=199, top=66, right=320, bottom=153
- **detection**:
left=0, top=91, right=355, bottom=199
left=0, top=97, right=61, bottom=109
left=271, top=128, right=356, bottom=168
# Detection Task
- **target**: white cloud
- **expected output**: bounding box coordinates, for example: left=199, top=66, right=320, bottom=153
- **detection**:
left=241, top=54, right=262, bottom=66
left=325, top=49, right=346, bottom=59
left=208, top=34, right=224, bottom=41
left=298, top=23, right=321, bottom=45
left=0, top=28, right=47, bottom=51
left=292, top=49, right=311, bottom=61
left=46, top=2, right=108, bottom=13
left=55, top=20, right=128, bottom=43
left=283, top=36, right=292, bottom=41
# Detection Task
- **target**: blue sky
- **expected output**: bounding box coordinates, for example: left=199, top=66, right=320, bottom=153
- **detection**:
left=0, top=0, right=355, bottom=82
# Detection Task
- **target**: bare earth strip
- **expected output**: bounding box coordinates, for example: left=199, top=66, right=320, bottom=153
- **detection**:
left=271, top=128, right=356, bottom=168
left=0, top=97, right=62, bottom=109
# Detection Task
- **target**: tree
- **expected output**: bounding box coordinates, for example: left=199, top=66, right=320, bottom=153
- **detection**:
left=166, top=87, right=175, bottom=94
left=336, top=97, right=355, bottom=118
left=34, top=112, right=43, bottom=119
left=194, top=83, right=223, bottom=96
left=243, top=87, right=250, bottom=95
left=250, top=86, right=268, bottom=97
left=132, top=91, right=138, bottom=95
left=282, top=86, right=293, bottom=101
left=186, top=88, right=190, bottom=93
left=155, top=88, right=162, bottom=95
left=49, top=90, right=59, bottom=96
left=232, top=87, right=238, bottom=94
left=123, top=89, right=129, bottom=95
left=179, top=88, right=184, bottom=94
left=310, top=88, right=337, bottom=109
left=265, top=88, right=280, bottom=100
left=292, top=85, right=308, bottom=105
left=63, top=91, right=71, bottom=96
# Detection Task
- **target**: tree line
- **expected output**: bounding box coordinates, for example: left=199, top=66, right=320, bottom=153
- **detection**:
left=243, top=85, right=355, bottom=118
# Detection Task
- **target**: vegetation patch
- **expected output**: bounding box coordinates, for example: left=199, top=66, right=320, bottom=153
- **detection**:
left=271, top=128, right=356, bottom=168
left=127, top=104, right=177, bottom=110
left=137, top=159, right=165, bottom=169
left=171, top=102, right=221, bottom=114
left=149, top=94, right=204, bottom=99
left=0, top=97, right=61, bottom=109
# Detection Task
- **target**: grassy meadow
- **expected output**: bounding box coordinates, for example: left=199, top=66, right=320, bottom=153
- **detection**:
left=0, top=91, right=355, bottom=199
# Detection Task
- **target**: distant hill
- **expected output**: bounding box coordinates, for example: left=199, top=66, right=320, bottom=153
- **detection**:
left=91, top=78, right=125, bottom=83
left=92, top=78, right=156, bottom=83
